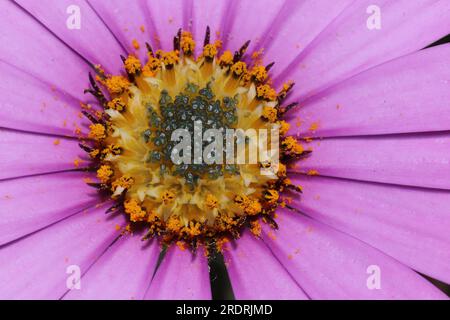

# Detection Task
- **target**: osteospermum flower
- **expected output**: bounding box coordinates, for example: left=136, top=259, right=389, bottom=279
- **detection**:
left=0, top=0, right=449, bottom=300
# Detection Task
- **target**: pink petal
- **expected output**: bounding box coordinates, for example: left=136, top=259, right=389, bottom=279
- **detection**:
left=0, top=62, right=88, bottom=136
left=275, top=0, right=450, bottom=98
left=289, top=174, right=450, bottom=284
left=288, top=44, right=450, bottom=137
left=223, top=232, right=308, bottom=299
left=0, top=129, right=85, bottom=180
left=0, top=1, right=90, bottom=102
left=191, top=0, right=229, bottom=56
left=0, top=171, right=98, bottom=245
left=295, top=133, right=450, bottom=189
left=216, top=0, right=286, bottom=51
left=262, top=209, right=447, bottom=299
left=88, top=0, right=198, bottom=54
left=14, top=0, right=125, bottom=75
left=64, top=233, right=160, bottom=300
left=0, top=204, right=125, bottom=299
left=87, top=0, right=159, bottom=61
left=145, top=246, right=211, bottom=300
left=250, top=0, right=354, bottom=78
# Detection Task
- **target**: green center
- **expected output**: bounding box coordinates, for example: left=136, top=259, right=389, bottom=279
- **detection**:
left=143, top=83, right=241, bottom=188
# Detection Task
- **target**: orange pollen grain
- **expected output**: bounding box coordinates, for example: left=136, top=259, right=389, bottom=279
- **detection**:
left=132, top=39, right=140, bottom=50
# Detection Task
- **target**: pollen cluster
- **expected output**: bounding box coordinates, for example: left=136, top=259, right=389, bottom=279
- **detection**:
left=80, top=28, right=308, bottom=249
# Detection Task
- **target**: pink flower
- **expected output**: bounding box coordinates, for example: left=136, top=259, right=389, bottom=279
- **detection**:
left=0, top=0, right=449, bottom=300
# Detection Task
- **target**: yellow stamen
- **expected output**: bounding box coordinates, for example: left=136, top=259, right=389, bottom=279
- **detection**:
left=250, top=220, right=262, bottom=237
left=282, top=136, right=304, bottom=155
left=219, top=50, right=233, bottom=67
left=251, top=65, right=268, bottom=82
left=235, top=195, right=262, bottom=216
left=111, top=175, right=134, bottom=192
left=277, top=163, right=287, bottom=177
left=124, top=199, right=147, bottom=222
left=105, top=76, right=130, bottom=94
left=97, top=165, right=113, bottom=183
left=262, top=106, right=278, bottom=122
left=202, top=43, right=218, bottom=59
left=88, top=123, right=106, bottom=140
left=265, top=189, right=279, bottom=204
left=89, top=149, right=100, bottom=158
left=107, top=97, right=126, bottom=111
left=157, top=50, right=179, bottom=66
left=205, top=194, right=218, bottom=210
left=143, top=56, right=162, bottom=76
left=230, top=61, right=247, bottom=76
left=124, top=55, right=142, bottom=74
left=181, top=31, right=196, bottom=55
left=256, top=84, right=277, bottom=101
left=161, top=190, right=176, bottom=205
left=278, top=120, right=290, bottom=136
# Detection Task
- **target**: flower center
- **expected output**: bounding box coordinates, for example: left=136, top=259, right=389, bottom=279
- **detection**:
left=80, top=28, right=307, bottom=249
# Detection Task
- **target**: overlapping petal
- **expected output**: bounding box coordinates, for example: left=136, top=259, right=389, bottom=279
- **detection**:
left=262, top=209, right=446, bottom=299
left=64, top=233, right=159, bottom=300
left=145, top=246, right=211, bottom=300
left=0, top=172, right=97, bottom=245
left=0, top=1, right=91, bottom=102
left=288, top=44, right=450, bottom=137
left=294, top=133, right=450, bottom=189
left=0, top=129, right=85, bottom=180
left=288, top=174, right=450, bottom=284
left=276, top=0, right=450, bottom=98
left=14, top=0, right=125, bottom=74
left=0, top=204, right=124, bottom=299
left=223, top=232, right=308, bottom=299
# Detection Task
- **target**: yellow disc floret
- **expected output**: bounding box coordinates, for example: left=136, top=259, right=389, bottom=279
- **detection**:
left=205, top=194, right=219, bottom=210
left=79, top=28, right=307, bottom=250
